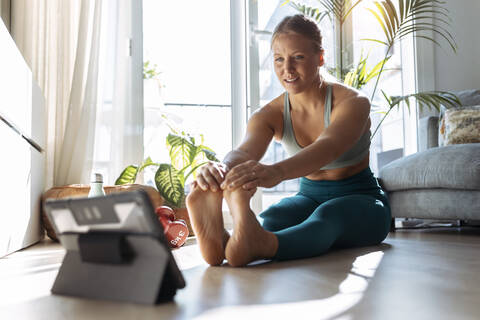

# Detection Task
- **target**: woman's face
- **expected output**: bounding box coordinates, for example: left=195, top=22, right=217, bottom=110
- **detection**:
left=272, top=32, right=324, bottom=94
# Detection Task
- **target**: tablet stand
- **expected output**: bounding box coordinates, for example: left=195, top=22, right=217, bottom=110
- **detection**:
left=52, top=231, right=179, bottom=304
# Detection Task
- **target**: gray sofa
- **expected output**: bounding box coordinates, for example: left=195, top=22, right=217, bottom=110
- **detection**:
left=378, top=90, right=480, bottom=229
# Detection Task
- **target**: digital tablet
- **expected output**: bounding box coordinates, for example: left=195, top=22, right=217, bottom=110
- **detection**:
left=44, top=190, right=186, bottom=291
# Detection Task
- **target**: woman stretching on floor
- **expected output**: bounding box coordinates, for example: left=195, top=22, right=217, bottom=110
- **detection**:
left=186, top=14, right=391, bottom=267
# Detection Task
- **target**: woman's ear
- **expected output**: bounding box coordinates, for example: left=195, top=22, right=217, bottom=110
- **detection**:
left=318, top=51, right=325, bottom=67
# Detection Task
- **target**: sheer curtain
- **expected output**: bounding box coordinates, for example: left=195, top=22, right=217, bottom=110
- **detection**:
left=11, top=0, right=143, bottom=187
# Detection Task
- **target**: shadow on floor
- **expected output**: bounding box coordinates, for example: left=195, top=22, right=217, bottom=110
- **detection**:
left=173, top=243, right=392, bottom=319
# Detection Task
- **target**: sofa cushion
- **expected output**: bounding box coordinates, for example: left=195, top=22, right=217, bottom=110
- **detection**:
left=418, top=116, right=439, bottom=151
left=378, top=144, right=480, bottom=191
left=388, top=189, right=480, bottom=220
left=456, top=89, right=480, bottom=106
left=438, top=89, right=480, bottom=146
left=440, top=106, right=480, bottom=145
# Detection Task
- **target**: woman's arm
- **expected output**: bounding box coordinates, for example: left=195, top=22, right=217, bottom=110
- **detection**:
left=222, top=109, right=275, bottom=169
left=222, top=94, right=370, bottom=190
left=195, top=107, right=276, bottom=191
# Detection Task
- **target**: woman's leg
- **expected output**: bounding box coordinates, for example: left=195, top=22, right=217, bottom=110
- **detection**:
left=186, top=182, right=230, bottom=266
left=273, top=194, right=391, bottom=261
left=260, top=194, right=320, bottom=232
left=223, top=187, right=279, bottom=267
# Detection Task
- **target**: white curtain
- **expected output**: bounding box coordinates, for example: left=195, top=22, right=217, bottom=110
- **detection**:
left=11, top=0, right=143, bottom=187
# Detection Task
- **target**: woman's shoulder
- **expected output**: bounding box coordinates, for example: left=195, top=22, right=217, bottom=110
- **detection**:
left=249, top=93, right=284, bottom=133
left=330, top=81, right=369, bottom=102
left=254, top=93, right=284, bottom=119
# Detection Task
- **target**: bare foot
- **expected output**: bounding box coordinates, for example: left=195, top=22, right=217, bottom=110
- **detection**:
left=224, top=188, right=278, bottom=267
left=186, top=182, right=230, bottom=266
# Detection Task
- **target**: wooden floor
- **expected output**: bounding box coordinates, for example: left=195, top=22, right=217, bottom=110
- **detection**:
left=1, top=227, right=479, bottom=320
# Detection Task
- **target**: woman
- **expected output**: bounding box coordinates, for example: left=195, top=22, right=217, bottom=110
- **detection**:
left=186, top=14, right=391, bottom=267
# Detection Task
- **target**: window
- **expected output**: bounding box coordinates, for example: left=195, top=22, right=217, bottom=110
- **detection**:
left=351, top=0, right=417, bottom=174
left=143, top=0, right=232, bottom=185
left=141, top=0, right=416, bottom=212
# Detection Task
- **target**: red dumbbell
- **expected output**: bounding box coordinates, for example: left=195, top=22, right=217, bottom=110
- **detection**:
left=155, top=206, right=189, bottom=248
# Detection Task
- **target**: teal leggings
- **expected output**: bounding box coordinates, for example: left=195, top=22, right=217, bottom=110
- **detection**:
left=259, top=167, right=391, bottom=261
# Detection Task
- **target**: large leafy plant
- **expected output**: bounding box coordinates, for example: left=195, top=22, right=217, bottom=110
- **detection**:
left=287, top=0, right=461, bottom=138
left=115, top=131, right=219, bottom=208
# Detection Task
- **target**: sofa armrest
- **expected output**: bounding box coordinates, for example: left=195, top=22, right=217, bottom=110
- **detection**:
left=418, top=116, right=439, bottom=151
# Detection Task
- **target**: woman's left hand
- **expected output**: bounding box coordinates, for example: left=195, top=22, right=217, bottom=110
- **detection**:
left=220, top=160, right=284, bottom=190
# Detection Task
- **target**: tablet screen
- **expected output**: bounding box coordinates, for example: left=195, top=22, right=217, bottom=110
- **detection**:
left=45, top=190, right=163, bottom=236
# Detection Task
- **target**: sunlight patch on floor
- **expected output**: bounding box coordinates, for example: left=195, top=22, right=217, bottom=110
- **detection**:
left=172, top=241, right=208, bottom=270
left=193, top=250, right=384, bottom=320
left=0, top=268, right=58, bottom=306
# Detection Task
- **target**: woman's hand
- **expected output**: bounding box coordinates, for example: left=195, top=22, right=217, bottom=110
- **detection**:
left=195, top=161, right=229, bottom=192
left=220, top=160, right=284, bottom=191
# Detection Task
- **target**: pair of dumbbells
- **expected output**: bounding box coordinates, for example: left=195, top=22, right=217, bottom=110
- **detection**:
left=155, top=206, right=189, bottom=248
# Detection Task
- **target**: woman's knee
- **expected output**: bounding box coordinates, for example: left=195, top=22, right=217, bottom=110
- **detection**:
left=260, top=196, right=318, bottom=232
left=261, top=209, right=283, bottom=232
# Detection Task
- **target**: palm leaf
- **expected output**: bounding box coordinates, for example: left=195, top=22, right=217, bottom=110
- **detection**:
left=367, top=0, right=457, bottom=103
left=289, top=0, right=365, bottom=25
left=361, top=38, right=389, bottom=46
left=367, top=7, right=392, bottom=44
left=386, top=91, right=460, bottom=111
left=364, top=56, right=391, bottom=83
left=115, top=165, right=138, bottom=185
left=375, top=1, right=395, bottom=43
left=371, top=90, right=460, bottom=139
left=155, top=163, right=185, bottom=208
left=368, top=0, right=457, bottom=51
left=344, top=51, right=391, bottom=89
left=319, top=0, right=365, bottom=23
left=290, top=2, right=330, bottom=24
left=343, top=0, right=365, bottom=20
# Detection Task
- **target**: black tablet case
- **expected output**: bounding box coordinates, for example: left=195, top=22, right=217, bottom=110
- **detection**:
left=45, top=190, right=186, bottom=304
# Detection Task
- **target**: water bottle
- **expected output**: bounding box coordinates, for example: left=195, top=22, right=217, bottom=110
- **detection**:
left=88, top=173, right=106, bottom=197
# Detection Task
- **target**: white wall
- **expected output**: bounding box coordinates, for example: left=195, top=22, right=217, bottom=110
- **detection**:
left=0, top=0, right=10, bottom=30
left=433, top=0, right=480, bottom=91
left=0, top=18, right=45, bottom=257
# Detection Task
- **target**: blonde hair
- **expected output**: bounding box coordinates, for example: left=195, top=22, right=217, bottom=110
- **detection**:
left=271, top=14, right=323, bottom=53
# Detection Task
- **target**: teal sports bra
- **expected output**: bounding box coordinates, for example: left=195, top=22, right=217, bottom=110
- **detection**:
left=280, top=84, right=371, bottom=170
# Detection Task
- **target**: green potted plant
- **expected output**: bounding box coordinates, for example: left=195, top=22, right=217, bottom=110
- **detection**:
left=115, top=127, right=219, bottom=232
left=143, top=60, right=164, bottom=107
left=287, top=0, right=461, bottom=138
